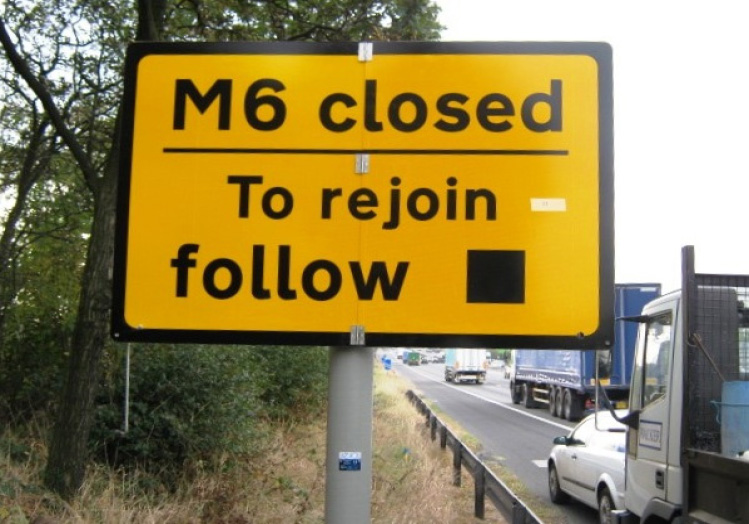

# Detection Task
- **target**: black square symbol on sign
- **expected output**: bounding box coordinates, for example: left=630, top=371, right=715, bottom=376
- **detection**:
left=466, top=250, right=525, bottom=304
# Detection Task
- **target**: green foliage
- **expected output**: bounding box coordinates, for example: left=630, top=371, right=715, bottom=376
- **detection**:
left=0, top=314, right=71, bottom=421
left=381, top=0, right=443, bottom=40
left=250, top=346, right=329, bottom=419
left=90, top=344, right=328, bottom=482
left=0, top=151, right=90, bottom=420
left=492, top=349, right=512, bottom=361
left=92, top=344, right=258, bottom=475
left=161, top=0, right=443, bottom=42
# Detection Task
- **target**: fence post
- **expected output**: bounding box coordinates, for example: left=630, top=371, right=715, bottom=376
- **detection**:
left=474, top=467, right=486, bottom=519
left=452, top=438, right=462, bottom=487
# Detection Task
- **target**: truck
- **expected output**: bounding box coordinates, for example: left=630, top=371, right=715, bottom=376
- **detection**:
left=444, top=348, right=488, bottom=384
left=511, top=283, right=661, bottom=421
left=403, top=350, right=421, bottom=366
left=608, top=246, right=749, bottom=522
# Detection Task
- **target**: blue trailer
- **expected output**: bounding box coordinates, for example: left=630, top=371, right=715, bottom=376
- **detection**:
left=510, top=283, right=661, bottom=421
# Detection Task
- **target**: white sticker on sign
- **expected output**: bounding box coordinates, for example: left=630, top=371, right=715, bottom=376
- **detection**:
left=531, top=198, right=567, bottom=212
left=339, top=451, right=362, bottom=471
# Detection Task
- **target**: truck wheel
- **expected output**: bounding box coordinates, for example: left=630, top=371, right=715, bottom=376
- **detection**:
left=523, top=384, right=538, bottom=408
left=510, top=382, right=522, bottom=404
left=563, top=390, right=584, bottom=421
left=555, top=389, right=566, bottom=419
left=549, top=387, right=558, bottom=416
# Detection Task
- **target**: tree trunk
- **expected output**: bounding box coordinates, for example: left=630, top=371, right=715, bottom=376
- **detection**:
left=43, top=138, right=119, bottom=499
left=42, top=0, right=162, bottom=498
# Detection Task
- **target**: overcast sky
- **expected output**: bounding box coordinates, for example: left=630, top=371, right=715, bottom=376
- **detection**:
left=436, top=0, right=748, bottom=293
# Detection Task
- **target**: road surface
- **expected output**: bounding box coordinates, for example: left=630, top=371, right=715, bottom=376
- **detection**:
left=395, top=359, right=600, bottom=523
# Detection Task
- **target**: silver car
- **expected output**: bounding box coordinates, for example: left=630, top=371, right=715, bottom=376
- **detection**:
left=548, top=410, right=626, bottom=523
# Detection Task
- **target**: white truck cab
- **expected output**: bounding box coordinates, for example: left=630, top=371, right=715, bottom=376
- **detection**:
left=622, top=292, right=683, bottom=520
left=613, top=247, right=749, bottom=523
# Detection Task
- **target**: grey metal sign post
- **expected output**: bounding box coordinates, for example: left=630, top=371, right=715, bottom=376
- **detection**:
left=325, top=341, right=374, bottom=523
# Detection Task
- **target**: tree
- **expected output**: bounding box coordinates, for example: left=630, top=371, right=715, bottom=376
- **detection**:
left=0, top=0, right=441, bottom=500
left=0, top=144, right=92, bottom=417
left=0, top=108, right=55, bottom=346
left=0, top=2, right=95, bottom=418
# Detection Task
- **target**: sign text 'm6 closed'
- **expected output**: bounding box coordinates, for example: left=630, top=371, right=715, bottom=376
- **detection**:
left=112, top=41, right=614, bottom=349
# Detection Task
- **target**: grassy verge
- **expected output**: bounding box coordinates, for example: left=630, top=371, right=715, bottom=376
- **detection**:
left=371, top=367, right=504, bottom=523
left=1, top=363, right=505, bottom=523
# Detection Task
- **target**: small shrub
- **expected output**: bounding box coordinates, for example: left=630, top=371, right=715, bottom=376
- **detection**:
left=89, top=344, right=330, bottom=486
left=90, top=344, right=263, bottom=482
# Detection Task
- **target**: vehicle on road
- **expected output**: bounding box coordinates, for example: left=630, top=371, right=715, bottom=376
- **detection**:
left=610, top=247, right=749, bottom=523
left=511, top=283, right=660, bottom=421
left=403, top=350, right=421, bottom=366
left=428, top=351, right=445, bottom=364
left=548, top=410, right=626, bottom=523
left=444, top=348, right=487, bottom=384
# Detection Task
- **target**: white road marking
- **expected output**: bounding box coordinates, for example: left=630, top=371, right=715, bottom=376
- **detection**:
left=532, top=460, right=548, bottom=468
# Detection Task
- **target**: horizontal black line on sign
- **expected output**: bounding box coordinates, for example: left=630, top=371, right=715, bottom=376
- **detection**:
left=162, top=147, right=569, bottom=156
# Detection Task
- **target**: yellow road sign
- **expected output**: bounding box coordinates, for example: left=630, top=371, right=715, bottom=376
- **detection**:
left=112, top=41, right=614, bottom=348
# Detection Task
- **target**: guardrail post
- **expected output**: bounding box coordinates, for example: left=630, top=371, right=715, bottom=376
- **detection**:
left=417, top=398, right=429, bottom=422
left=452, top=438, right=462, bottom=487
left=430, top=414, right=438, bottom=441
left=439, top=425, right=448, bottom=449
left=474, top=467, right=486, bottom=519
left=512, top=502, right=528, bottom=524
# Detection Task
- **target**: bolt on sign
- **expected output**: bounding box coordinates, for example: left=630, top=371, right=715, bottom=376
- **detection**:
left=112, top=41, right=614, bottom=349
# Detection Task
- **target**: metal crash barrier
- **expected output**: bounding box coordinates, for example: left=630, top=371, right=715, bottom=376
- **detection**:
left=406, top=390, right=543, bottom=523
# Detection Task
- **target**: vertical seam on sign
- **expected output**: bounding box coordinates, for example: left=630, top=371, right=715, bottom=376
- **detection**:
left=355, top=42, right=373, bottom=330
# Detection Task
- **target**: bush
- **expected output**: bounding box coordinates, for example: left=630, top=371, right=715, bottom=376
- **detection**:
left=91, top=344, right=262, bottom=479
left=90, top=344, right=329, bottom=483
left=0, top=310, right=71, bottom=423
left=249, top=346, right=329, bottom=419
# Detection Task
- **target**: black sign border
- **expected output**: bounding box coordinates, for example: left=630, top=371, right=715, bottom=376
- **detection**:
left=112, top=41, right=615, bottom=350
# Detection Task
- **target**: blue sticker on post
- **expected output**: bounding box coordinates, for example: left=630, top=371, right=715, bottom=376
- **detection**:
left=339, top=451, right=362, bottom=471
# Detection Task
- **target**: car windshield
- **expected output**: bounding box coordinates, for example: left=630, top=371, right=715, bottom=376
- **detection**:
left=565, top=414, right=626, bottom=451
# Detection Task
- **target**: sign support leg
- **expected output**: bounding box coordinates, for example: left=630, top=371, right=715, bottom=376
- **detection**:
left=324, top=345, right=374, bottom=523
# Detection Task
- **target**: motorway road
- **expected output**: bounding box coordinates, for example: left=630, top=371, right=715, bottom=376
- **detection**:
left=394, top=360, right=600, bottom=524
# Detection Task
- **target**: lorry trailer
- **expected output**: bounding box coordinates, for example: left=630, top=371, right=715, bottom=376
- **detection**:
left=444, top=348, right=488, bottom=384
left=511, top=283, right=661, bottom=421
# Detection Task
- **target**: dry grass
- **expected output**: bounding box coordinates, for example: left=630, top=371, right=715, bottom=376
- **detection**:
left=371, top=368, right=504, bottom=523
left=1, top=366, right=504, bottom=523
